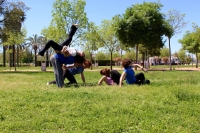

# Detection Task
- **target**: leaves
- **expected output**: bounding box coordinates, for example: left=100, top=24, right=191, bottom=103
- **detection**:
left=45, top=0, right=88, bottom=46
left=115, top=1, right=166, bottom=50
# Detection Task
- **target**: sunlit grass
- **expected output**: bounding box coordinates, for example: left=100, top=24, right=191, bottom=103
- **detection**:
left=0, top=68, right=200, bottom=132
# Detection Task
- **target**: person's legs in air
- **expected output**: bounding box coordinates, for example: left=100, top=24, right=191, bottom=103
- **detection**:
left=38, top=40, right=62, bottom=56
left=60, top=24, right=78, bottom=47
left=38, top=24, right=78, bottom=56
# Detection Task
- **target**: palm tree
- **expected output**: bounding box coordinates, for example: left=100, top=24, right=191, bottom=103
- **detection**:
left=16, top=42, right=28, bottom=66
left=26, top=34, right=40, bottom=66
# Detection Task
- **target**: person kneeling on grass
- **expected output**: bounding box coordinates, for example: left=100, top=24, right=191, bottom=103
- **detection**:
left=50, top=46, right=85, bottom=88
left=47, top=59, right=92, bottom=85
left=119, top=59, right=150, bottom=87
left=98, top=68, right=121, bottom=85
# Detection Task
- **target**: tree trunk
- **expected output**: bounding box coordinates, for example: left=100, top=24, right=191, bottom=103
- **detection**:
left=14, top=45, right=16, bottom=71
left=135, top=44, right=138, bottom=70
left=9, top=46, right=12, bottom=67
left=17, top=46, right=19, bottom=67
left=110, top=51, right=113, bottom=70
left=168, top=37, right=172, bottom=70
left=120, top=49, right=122, bottom=69
left=34, top=49, right=37, bottom=67
left=142, top=52, right=145, bottom=68
left=196, top=53, right=198, bottom=68
left=90, top=52, right=93, bottom=70
left=3, top=45, right=6, bottom=67
left=12, top=45, right=15, bottom=67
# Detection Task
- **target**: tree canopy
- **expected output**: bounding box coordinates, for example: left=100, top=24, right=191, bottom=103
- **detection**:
left=41, top=0, right=88, bottom=46
left=115, top=1, right=167, bottom=50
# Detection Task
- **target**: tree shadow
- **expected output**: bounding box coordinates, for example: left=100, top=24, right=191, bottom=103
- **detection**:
left=64, top=82, right=98, bottom=88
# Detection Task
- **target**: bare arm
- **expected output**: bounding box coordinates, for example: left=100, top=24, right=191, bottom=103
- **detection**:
left=63, top=62, right=82, bottom=69
left=119, top=71, right=126, bottom=87
left=98, top=76, right=107, bottom=85
left=80, top=72, right=85, bottom=83
left=132, top=63, right=148, bottom=72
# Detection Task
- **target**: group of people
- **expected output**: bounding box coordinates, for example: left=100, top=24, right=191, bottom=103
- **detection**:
left=37, top=23, right=150, bottom=88
left=98, top=59, right=150, bottom=87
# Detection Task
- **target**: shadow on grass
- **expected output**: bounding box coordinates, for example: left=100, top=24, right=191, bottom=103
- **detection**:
left=175, top=89, right=200, bottom=102
left=0, top=71, right=53, bottom=74
left=64, top=82, right=98, bottom=88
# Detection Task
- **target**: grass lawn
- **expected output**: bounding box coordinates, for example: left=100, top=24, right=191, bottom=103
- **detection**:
left=0, top=66, right=200, bottom=132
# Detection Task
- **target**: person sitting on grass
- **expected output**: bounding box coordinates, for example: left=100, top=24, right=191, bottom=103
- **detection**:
left=119, top=59, right=150, bottom=87
left=98, top=68, right=121, bottom=85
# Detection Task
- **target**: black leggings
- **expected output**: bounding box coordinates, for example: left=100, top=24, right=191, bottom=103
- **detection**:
left=135, top=72, right=145, bottom=85
left=38, top=25, right=77, bottom=56
left=63, top=69, right=77, bottom=84
left=110, top=70, right=121, bottom=85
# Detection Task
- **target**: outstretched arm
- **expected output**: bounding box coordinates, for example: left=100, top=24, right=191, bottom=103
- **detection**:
left=62, top=62, right=82, bottom=70
left=119, top=72, right=126, bottom=87
left=80, top=72, right=85, bottom=83
left=98, top=76, right=107, bottom=85
left=132, top=64, right=148, bottom=72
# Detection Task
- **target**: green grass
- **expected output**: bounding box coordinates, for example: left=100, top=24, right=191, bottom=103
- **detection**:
left=0, top=67, right=200, bottom=132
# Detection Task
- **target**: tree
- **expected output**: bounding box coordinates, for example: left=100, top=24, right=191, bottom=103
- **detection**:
left=179, top=26, right=200, bottom=68
left=0, top=1, right=29, bottom=67
left=115, top=2, right=167, bottom=66
left=26, top=34, right=44, bottom=67
left=0, top=0, right=7, bottom=23
left=95, top=51, right=108, bottom=60
left=160, top=46, right=170, bottom=58
left=3, top=27, right=26, bottom=71
left=165, top=9, right=188, bottom=70
left=80, top=22, right=99, bottom=70
left=162, top=56, right=169, bottom=65
left=177, top=49, right=186, bottom=64
left=97, top=19, right=120, bottom=70
left=123, top=50, right=136, bottom=60
left=41, top=0, right=88, bottom=47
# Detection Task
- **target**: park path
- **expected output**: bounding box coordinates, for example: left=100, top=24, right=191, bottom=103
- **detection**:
left=2, top=67, right=200, bottom=72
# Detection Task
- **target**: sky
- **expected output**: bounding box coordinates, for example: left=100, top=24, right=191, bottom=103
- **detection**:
left=21, top=0, right=200, bottom=54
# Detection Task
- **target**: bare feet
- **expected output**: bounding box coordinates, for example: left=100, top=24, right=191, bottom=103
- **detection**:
left=73, top=24, right=79, bottom=26
left=80, top=52, right=85, bottom=57
left=36, top=52, right=44, bottom=56
left=61, top=46, right=70, bottom=57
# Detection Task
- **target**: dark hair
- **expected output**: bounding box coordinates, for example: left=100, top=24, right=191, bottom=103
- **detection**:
left=122, top=59, right=132, bottom=68
left=74, top=54, right=85, bottom=63
left=100, top=68, right=110, bottom=77
left=84, top=59, right=92, bottom=68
